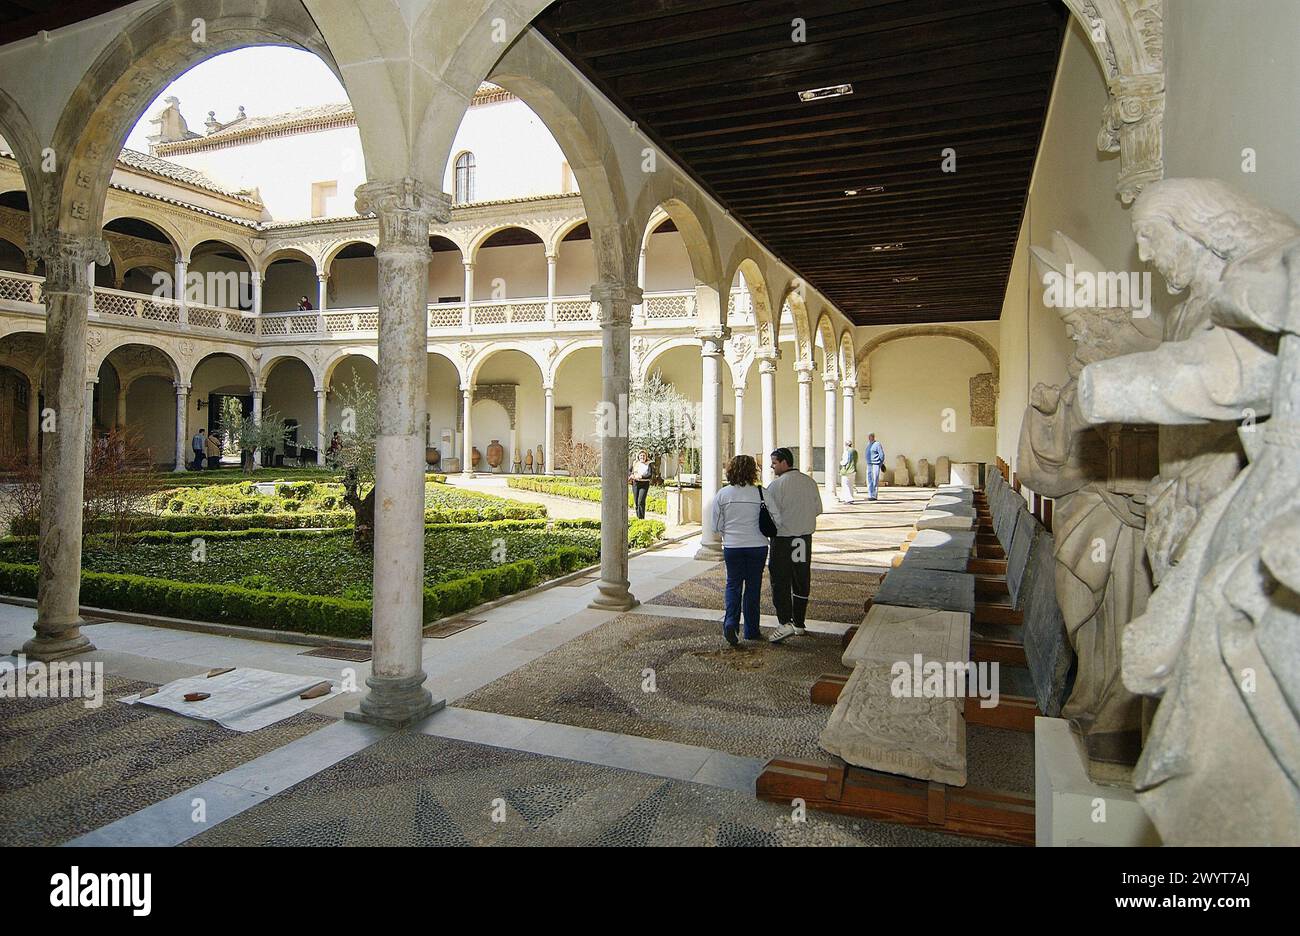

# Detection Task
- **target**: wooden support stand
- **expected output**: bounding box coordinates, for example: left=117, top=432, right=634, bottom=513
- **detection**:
left=812, top=672, right=1037, bottom=734
left=756, top=757, right=1035, bottom=846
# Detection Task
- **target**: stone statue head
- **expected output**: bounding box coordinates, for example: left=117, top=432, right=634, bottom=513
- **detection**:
left=1133, top=179, right=1299, bottom=294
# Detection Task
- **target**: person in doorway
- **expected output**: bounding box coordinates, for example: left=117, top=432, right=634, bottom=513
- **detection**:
left=191, top=427, right=206, bottom=471
left=711, top=454, right=779, bottom=646
left=766, top=447, right=823, bottom=643
left=838, top=439, right=858, bottom=504
left=866, top=432, right=885, bottom=501
left=628, top=449, right=653, bottom=519
left=205, top=427, right=223, bottom=469
left=297, top=296, right=313, bottom=311
left=327, top=430, right=343, bottom=466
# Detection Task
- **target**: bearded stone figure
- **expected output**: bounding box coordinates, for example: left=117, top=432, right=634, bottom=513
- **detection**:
left=1077, top=179, right=1300, bottom=844
left=1018, top=233, right=1159, bottom=778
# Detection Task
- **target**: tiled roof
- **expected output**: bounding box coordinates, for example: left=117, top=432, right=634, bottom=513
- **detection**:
left=117, top=149, right=261, bottom=205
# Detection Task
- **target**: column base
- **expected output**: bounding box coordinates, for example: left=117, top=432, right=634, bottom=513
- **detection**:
left=22, top=629, right=95, bottom=662
left=588, top=579, right=639, bottom=612
left=345, top=673, right=443, bottom=729
left=694, top=542, right=724, bottom=561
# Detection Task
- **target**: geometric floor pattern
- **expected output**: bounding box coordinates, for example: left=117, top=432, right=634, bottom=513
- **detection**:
left=185, top=733, right=992, bottom=847
left=456, top=612, right=853, bottom=762
left=649, top=563, right=884, bottom=624
left=0, top=676, right=332, bottom=846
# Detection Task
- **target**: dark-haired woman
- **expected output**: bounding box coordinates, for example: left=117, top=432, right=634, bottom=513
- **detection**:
left=711, top=454, right=779, bottom=645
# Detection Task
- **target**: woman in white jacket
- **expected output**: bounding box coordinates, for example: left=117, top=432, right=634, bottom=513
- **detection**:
left=710, top=454, right=779, bottom=645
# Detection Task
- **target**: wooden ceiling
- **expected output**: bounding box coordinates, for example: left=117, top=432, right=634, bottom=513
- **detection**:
left=0, top=1, right=137, bottom=47
left=535, top=0, right=1069, bottom=325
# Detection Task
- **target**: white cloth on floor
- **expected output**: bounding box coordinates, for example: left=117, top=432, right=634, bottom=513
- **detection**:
left=119, top=667, right=339, bottom=732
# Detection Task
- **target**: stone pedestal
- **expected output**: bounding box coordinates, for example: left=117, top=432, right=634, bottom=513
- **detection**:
left=1035, top=716, right=1160, bottom=846
left=950, top=461, right=981, bottom=487
left=666, top=484, right=702, bottom=526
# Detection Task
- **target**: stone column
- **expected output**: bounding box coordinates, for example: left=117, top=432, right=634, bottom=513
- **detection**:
left=26, top=380, right=40, bottom=464
left=732, top=385, right=746, bottom=458
left=823, top=374, right=839, bottom=499
left=461, top=385, right=474, bottom=476
left=315, top=388, right=327, bottom=466
left=115, top=381, right=128, bottom=430
left=759, top=352, right=778, bottom=483
left=589, top=280, right=641, bottom=611
left=317, top=272, right=329, bottom=313
left=251, top=385, right=264, bottom=467
left=634, top=247, right=648, bottom=324
left=25, top=231, right=108, bottom=661
left=545, top=253, right=557, bottom=323
left=174, top=256, right=189, bottom=327
left=84, top=379, right=97, bottom=449
left=347, top=178, right=448, bottom=728
left=841, top=380, right=857, bottom=469
left=796, top=363, right=814, bottom=473
left=251, top=271, right=263, bottom=316
left=695, top=325, right=730, bottom=561
left=544, top=383, right=555, bottom=475
left=462, top=261, right=474, bottom=328
left=173, top=382, right=189, bottom=471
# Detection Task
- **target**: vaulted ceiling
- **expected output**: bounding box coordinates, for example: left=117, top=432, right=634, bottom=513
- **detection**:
left=536, top=0, right=1070, bottom=325
left=0, top=1, right=137, bottom=46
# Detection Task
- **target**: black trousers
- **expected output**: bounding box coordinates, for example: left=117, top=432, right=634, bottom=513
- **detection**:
left=633, top=480, right=650, bottom=518
left=769, top=534, right=812, bottom=627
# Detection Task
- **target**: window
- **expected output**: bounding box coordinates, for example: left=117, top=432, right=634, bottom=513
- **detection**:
left=454, top=152, right=476, bottom=204
left=311, top=180, right=338, bottom=218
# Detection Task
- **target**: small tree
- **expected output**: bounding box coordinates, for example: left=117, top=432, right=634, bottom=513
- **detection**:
left=220, top=402, right=290, bottom=474
left=330, top=379, right=379, bottom=550
left=83, top=425, right=154, bottom=549
left=554, top=436, right=601, bottom=479
left=628, top=370, right=698, bottom=480
left=0, top=452, right=41, bottom=537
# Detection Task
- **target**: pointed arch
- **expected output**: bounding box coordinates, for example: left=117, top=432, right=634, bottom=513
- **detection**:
left=855, top=325, right=1000, bottom=402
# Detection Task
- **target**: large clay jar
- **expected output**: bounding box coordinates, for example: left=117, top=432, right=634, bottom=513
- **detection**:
left=486, top=439, right=504, bottom=469
left=472, top=446, right=481, bottom=468
left=425, top=446, right=440, bottom=467
left=524, top=449, right=534, bottom=471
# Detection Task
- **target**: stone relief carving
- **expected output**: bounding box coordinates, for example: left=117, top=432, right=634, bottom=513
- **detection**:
left=1072, top=180, right=1300, bottom=843
left=969, top=372, right=995, bottom=427
left=1017, top=231, right=1160, bottom=779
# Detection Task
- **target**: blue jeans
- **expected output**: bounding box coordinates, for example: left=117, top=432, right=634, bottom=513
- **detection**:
left=723, top=545, right=768, bottom=638
left=867, top=463, right=881, bottom=499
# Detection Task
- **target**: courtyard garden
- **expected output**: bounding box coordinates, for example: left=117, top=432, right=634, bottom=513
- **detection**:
left=0, top=470, right=664, bottom=640
left=507, top=476, right=669, bottom=515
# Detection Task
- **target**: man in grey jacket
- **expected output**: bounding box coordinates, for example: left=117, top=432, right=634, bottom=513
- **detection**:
left=765, top=447, right=823, bottom=643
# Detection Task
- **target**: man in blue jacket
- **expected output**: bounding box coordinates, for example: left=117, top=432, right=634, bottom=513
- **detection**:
left=866, top=433, right=885, bottom=501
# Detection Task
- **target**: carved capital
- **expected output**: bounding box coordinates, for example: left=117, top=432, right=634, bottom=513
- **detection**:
left=694, top=324, right=731, bottom=356
left=591, top=280, right=641, bottom=325
left=355, top=179, right=450, bottom=249
left=29, top=230, right=109, bottom=293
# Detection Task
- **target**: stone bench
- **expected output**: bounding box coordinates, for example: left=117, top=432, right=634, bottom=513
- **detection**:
left=821, top=602, right=971, bottom=785
left=899, top=529, right=977, bottom=573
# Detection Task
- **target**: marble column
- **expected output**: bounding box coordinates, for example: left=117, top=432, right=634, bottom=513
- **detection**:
left=634, top=247, right=647, bottom=324
left=315, top=388, right=327, bottom=467
left=84, top=380, right=97, bottom=449
left=545, top=253, right=557, bottom=323
left=462, top=261, right=474, bottom=328
left=823, top=374, right=839, bottom=499
left=174, top=256, right=189, bottom=327
left=759, top=352, right=778, bottom=483
left=589, top=280, right=641, bottom=611
left=317, top=272, right=329, bottom=313
left=695, top=325, right=730, bottom=561
left=461, top=385, right=474, bottom=475
left=543, top=384, right=555, bottom=475
left=841, top=380, right=857, bottom=469
left=796, top=363, right=814, bottom=473
left=25, top=231, right=108, bottom=661
left=174, top=382, right=189, bottom=471
left=732, top=385, right=746, bottom=459
left=251, top=385, right=264, bottom=467
left=115, top=382, right=128, bottom=430
left=347, top=178, right=448, bottom=728
left=251, top=271, right=263, bottom=316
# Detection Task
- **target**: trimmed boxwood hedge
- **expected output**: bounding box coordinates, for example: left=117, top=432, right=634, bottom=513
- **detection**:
left=506, top=476, right=668, bottom=514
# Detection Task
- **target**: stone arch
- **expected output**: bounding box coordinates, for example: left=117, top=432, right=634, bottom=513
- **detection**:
left=100, top=209, right=185, bottom=260
left=257, top=349, right=323, bottom=389
left=726, top=253, right=779, bottom=350
left=466, top=223, right=548, bottom=265
left=47, top=0, right=340, bottom=242
left=548, top=216, right=590, bottom=257
left=0, top=329, right=46, bottom=384
left=639, top=194, right=724, bottom=325
left=321, top=237, right=379, bottom=274
left=191, top=237, right=258, bottom=273
left=549, top=338, right=603, bottom=386
left=640, top=335, right=703, bottom=384
left=91, top=336, right=181, bottom=384
left=187, top=348, right=255, bottom=388
left=778, top=281, right=815, bottom=367
left=839, top=330, right=857, bottom=385
left=321, top=347, right=379, bottom=390
left=489, top=32, right=635, bottom=286
left=813, top=312, right=838, bottom=379
left=466, top=342, right=547, bottom=387
left=855, top=325, right=1000, bottom=402
left=260, top=246, right=318, bottom=277
left=0, top=87, right=46, bottom=236
left=1061, top=0, right=1165, bottom=203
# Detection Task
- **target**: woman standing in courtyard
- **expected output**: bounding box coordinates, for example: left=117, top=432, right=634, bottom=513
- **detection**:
left=711, top=454, right=779, bottom=646
left=628, top=449, right=653, bottom=519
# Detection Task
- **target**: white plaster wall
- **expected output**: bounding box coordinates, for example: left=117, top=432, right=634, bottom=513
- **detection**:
left=262, top=260, right=317, bottom=313
left=126, top=375, right=176, bottom=466
left=644, top=230, right=696, bottom=292
left=554, top=346, right=604, bottom=451
left=263, top=359, right=316, bottom=452
left=329, top=255, right=378, bottom=308
left=426, top=354, right=460, bottom=457
left=441, top=97, right=573, bottom=202
left=471, top=242, right=548, bottom=299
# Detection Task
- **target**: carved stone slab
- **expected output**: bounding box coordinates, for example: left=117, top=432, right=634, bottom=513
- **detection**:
left=993, top=485, right=1022, bottom=553
left=822, top=605, right=970, bottom=785
left=936, top=456, right=951, bottom=485
left=901, top=528, right=977, bottom=573
left=950, top=461, right=981, bottom=487
left=1020, top=531, right=1073, bottom=717
left=874, top=567, right=975, bottom=615
left=915, top=508, right=977, bottom=531
left=842, top=602, right=972, bottom=668
left=1007, top=508, right=1037, bottom=606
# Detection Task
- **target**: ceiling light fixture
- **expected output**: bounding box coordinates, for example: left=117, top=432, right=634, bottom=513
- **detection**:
left=892, top=275, right=919, bottom=283
left=869, top=243, right=904, bottom=252
left=798, top=83, right=853, bottom=102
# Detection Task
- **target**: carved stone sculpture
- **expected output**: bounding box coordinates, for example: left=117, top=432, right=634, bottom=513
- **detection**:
left=1018, top=231, right=1159, bottom=778
left=893, top=455, right=910, bottom=486
left=1076, top=179, right=1300, bottom=844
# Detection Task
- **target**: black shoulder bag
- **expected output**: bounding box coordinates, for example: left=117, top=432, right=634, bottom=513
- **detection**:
left=757, top=487, right=778, bottom=538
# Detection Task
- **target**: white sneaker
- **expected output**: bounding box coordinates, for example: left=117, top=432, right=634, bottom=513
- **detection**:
left=769, top=624, right=805, bottom=643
